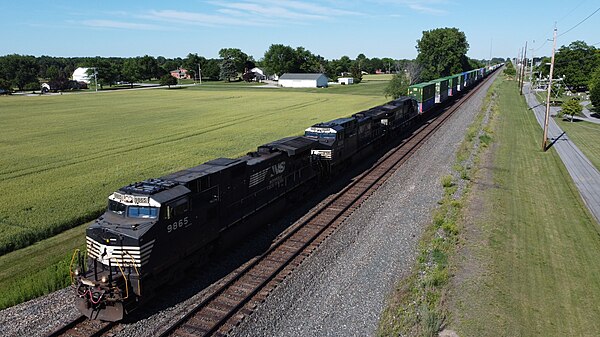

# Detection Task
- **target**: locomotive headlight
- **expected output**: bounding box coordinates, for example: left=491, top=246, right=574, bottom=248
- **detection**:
left=73, top=268, right=80, bottom=276
left=101, top=275, right=108, bottom=283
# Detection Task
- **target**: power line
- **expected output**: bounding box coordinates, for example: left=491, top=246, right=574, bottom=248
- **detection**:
left=556, top=0, right=587, bottom=23
left=557, top=6, right=600, bottom=38
left=535, top=39, right=549, bottom=52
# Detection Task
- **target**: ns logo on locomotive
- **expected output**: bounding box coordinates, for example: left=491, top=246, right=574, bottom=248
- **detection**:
left=70, top=64, right=502, bottom=321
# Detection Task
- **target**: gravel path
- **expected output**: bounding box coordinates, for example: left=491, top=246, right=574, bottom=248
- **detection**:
left=231, top=75, right=498, bottom=337
left=0, top=74, right=496, bottom=337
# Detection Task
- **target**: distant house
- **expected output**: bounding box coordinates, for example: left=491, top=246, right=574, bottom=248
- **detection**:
left=278, top=73, right=328, bottom=88
left=338, top=77, right=354, bottom=85
left=170, top=68, right=191, bottom=79
left=72, top=67, right=92, bottom=83
left=250, top=67, right=266, bottom=81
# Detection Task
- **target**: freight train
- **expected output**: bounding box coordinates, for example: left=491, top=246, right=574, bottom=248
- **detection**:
left=71, top=64, right=502, bottom=321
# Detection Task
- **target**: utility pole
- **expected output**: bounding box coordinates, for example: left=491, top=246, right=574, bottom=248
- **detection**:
left=94, top=68, right=98, bottom=93
left=516, top=49, right=520, bottom=86
left=520, top=41, right=527, bottom=95
left=198, top=64, right=202, bottom=85
left=529, top=41, right=534, bottom=94
left=543, top=25, right=557, bottom=151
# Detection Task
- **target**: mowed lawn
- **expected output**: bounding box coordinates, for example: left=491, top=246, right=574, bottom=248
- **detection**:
left=0, top=82, right=390, bottom=308
left=557, top=118, right=600, bottom=171
left=0, top=84, right=388, bottom=255
left=451, top=80, right=600, bottom=336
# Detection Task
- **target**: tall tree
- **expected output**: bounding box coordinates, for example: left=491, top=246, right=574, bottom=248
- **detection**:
left=589, top=66, right=600, bottom=109
left=138, top=55, right=161, bottom=80
left=561, top=98, right=582, bottom=122
left=416, top=27, right=470, bottom=81
left=202, top=59, right=221, bottom=80
left=219, top=59, right=237, bottom=82
left=263, top=44, right=297, bottom=76
left=122, top=58, right=143, bottom=86
left=384, top=72, right=410, bottom=99
left=350, top=61, right=363, bottom=84
left=554, top=41, right=600, bottom=91
left=219, top=48, right=250, bottom=73
left=183, top=53, right=208, bottom=80
left=0, top=54, right=39, bottom=90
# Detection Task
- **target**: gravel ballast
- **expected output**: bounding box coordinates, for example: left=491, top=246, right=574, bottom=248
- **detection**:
left=231, top=76, right=497, bottom=337
left=0, top=74, right=496, bottom=337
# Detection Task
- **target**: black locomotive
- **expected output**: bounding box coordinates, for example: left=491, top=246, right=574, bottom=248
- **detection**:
left=71, top=65, right=501, bottom=321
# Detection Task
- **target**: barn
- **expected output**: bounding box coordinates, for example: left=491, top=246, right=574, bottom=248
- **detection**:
left=72, top=67, right=91, bottom=84
left=279, top=73, right=328, bottom=88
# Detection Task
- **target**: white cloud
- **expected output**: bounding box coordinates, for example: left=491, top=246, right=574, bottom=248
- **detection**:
left=372, top=0, right=449, bottom=15
left=81, top=20, right=165, bottom=30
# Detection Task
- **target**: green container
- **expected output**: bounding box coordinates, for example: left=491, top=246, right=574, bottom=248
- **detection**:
left=408, top=82, right=435, bottom=102
left=446, top=75, right=459, bottom=95
left=430, top=78, right=449, bottom=103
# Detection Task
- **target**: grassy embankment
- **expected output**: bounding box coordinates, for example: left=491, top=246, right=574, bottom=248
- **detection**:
left=0, top=80, right=389, bottom=309
left=378, top=75, right=600, bottom=336
left=448, top=79, right=600, bottom=335
left=557, top=118, right=600, bottom=171
left=377, top=74, right=500, bottom=336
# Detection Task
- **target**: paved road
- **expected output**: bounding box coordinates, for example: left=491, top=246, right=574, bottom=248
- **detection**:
left=524, top=84, right=600, bottom=224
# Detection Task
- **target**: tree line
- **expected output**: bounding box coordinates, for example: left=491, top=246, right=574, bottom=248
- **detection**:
left=1, top=28, right=502, bottom=97
left=0, top=47, right=421, bottom=92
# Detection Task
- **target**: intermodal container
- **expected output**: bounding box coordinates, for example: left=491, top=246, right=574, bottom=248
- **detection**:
left=445, top=75, right=459, bottom=96
left=408, top=82, right=435, bottom=103
left=418, top=97, right=435, bottom=113
left=462, top=72, right=469, bottom=89
left=456, top=74, right=464, bottom=91
left=430, top=78, right=449, bottom=103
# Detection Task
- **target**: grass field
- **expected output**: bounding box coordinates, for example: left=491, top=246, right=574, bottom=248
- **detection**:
left=450, top=79, right=600, bottom=336
left=557, top=118, right=600, bottom=171
left=0, top=80, right=389, bottom=308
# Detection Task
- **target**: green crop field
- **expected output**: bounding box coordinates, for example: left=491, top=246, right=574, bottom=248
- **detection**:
left=557, top=118, right=600, bottom=171
left=0, top=81, right=389, bottom=308
left=450, top=79, right=600, bottom=336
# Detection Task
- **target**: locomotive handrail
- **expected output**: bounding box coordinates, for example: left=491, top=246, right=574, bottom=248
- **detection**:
left=69, top=249, right=80, bottom=284
left=124, top=252, right=141, bottom=295
left=112, top=258, right=129, bottom=300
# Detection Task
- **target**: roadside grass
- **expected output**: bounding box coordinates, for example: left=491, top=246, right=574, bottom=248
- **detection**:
left=450, top=79, right=600, bottom=336
left=0, top=81, right=390, bottom=309
left=0, top=225, right=84, bottom=309
left=556, top=118, right=600, bottom=171
left=377, top=76, right=500, bottom=336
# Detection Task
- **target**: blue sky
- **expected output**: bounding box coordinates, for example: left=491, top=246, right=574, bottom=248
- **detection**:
left=1, top=1, right=598, bottom=61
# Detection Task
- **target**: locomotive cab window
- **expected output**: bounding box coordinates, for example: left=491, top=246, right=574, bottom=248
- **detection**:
left=164, top=197, right=189, bottom=219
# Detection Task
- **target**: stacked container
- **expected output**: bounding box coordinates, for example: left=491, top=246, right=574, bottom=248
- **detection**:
left=408, top=82, right=436, bottom=113
left=430, top=78, right=449, bottom=103
left=445, top=75, right=459, bottom=96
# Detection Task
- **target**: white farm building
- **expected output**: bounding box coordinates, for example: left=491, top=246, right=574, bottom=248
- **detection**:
left=279, top=73, right=328, bottom=88
left=72, top=67, right=92, bottom=84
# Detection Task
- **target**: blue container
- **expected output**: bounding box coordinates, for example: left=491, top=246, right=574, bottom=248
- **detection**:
left=419, top=97, right=435, bottom=113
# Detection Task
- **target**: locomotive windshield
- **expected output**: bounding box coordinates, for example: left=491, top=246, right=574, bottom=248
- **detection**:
left=108, top=200, right=158, bottom=219
left=127, top=206, right=158, bottom=219
left=108, top=200, right=126, bottom=215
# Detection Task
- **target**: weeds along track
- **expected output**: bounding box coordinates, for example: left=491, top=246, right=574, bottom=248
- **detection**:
left=149, top=75, right=496, bottom=337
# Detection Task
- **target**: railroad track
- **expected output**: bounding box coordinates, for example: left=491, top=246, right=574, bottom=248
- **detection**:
left=44, top=71, right=496, bottom=337
left=151, top=73, right=498, bottom=337
left=43, top=314, right=119, bottom=337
